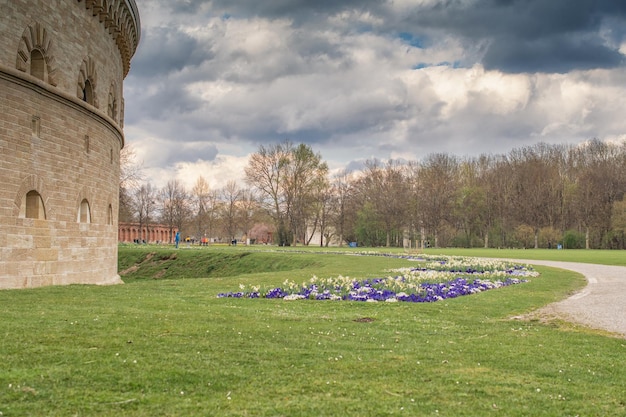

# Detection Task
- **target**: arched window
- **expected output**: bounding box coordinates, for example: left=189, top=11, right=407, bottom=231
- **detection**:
left=107, top=204, right=113, bottom=225
left=82, top=79, right=94, bottom=104
left=20, top=190, right=46, bottom=220
left=30, top=49, right=46, bottom=80
left=78, top=199, right=91, bottom=223
left=16, top=22, right=57, bottom=86
left=77, top=57, right=98, bottom=107
left=108, top=84, right=118, bottom=121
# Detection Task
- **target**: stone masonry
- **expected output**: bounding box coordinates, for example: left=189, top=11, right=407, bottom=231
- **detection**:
left=0, top=0, right=140, bottom=288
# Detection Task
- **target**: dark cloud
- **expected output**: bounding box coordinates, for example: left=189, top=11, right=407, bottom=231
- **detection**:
left=483, top=34, right=624, bottom=73
left=401, top=0, right=626, bottom=73
left=164, top=142, right=219, bottom=165
left=124, top=79, right=203, bottom=123
left=140, top=0, right=626, bottom=74
left=131, top=26, right=213, bottom=78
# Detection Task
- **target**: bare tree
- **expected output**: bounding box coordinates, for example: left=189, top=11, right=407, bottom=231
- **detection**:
left=610, top=198, right=626, bottom=249
left=245, top=141, right=328, bottom=246
left=380, top=160, right=409, bottom=247
left=329, top=170, right=354, bottom=247
left=133, top=183, right=157, bottom=243
left=508, top=144, right=564, bottom=248
left=572, top=139, right=625, bottom=248
left=220, top=180, right=242, bottom=243
left=160, top=179, right=189, bottom=242
left=354, top=160, right=408, bottom=247
left=119, top=145, right=143, bottom=222
left=482, top=155, right=515, bottom=247
left=245, top=142, right=290, bottom=244
left=119, top=138, right=626, bottom=249
left=238, top=188, right=259, bottom=244
left=416, top=153, right=459, bottom=247
left=454, top=158, right=488, bottom=247
left=316, top=180, right=335, bottom=247
left=286, top=143, right=329, bottom=245
left=191, top=176, right=213, bottom=242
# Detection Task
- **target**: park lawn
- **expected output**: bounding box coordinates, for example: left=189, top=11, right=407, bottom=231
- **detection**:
left=421, top=247, right=626, bottom=267
left=272, top=245, right=626, bottom=267
left=0, top=246, right=624, bottom=416
left=175, top=244, right=626, bottom=267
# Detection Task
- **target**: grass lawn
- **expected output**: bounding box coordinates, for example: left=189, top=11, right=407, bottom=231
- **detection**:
left=420, top=247, right=626, bottom=267
left=1, top=245, right=625, bottom=416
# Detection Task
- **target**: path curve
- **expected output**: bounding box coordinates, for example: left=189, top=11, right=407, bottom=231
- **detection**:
left=515, top=260, right=626, bottom=338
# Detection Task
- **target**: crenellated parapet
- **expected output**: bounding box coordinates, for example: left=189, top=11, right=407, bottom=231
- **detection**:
left=79, top=0, right=141, bottom=77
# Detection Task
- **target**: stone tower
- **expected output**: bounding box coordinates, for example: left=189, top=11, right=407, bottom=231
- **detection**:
left=0, top=0, right=140, bottom=288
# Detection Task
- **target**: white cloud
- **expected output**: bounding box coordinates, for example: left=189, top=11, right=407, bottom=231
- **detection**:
left=174, top=154, right=251, bottom=190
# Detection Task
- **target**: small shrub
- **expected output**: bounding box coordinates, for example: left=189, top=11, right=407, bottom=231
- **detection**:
left=539, top=227, right=562, bottom=249
left=562, top=230, right=585, bottom=249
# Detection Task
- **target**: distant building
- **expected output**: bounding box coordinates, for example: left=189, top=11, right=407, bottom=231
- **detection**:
left=118, top=222, right=178, bottom=244
left=0, top=0, right=140, bottom=288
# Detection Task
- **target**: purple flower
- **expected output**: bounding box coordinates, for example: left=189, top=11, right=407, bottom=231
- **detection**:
left=217, top=253, right=534, bottom=303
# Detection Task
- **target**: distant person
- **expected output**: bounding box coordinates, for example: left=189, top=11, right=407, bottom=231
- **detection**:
left=175, top=231, right=180, bottom=249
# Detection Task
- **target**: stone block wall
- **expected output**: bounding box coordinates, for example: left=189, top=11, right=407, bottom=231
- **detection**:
left=0, top=0, right=140, bottom=289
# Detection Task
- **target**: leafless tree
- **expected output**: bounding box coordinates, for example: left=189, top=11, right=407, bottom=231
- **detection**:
left=160, top=179, right=189, bottom=242
left=119, top=145, right=143, bottom=222
left=316, top=180, right=336, bottom=247
left=508, top=144, right=564, bottom=248
left=245, top=142, right=290, bottom=244
left=329, top=170, right=355, bottom=247
left=191, top=176, right=217, bottom=242
left=610, top=198, right=626, bottom=249
left=483, top=155, right=515, bottom=247
left=122, top=138, right=626, bottom=249
left=355, top=160, right=408, bottom=247
left=416, top=153, right=459, bottom=247
left=571, top=139, right=625, bottom=248
left=245, top=141, right=328, bottom=246
left=220, top=180, right=242, bottom=243
left=133, top=183, right=157, bottom=242
left=454, top=158, right=489, bottom=247
left=238, top=188, right=259, bottom=244
left=283, top=143, right=328, bottom=245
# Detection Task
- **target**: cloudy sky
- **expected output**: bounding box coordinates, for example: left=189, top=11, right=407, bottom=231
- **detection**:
left=124, top=0, right=626, bottom=189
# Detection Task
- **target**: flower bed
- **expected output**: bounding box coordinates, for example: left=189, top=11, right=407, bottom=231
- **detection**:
left=217, top=253, right=539, bottom=303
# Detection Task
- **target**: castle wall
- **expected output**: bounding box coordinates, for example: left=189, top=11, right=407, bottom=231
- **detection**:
left=0, top=0, right=140, bottom=289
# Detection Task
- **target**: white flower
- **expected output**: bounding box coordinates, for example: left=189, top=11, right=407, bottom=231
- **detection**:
left=283, top=294, right=306, bottom=301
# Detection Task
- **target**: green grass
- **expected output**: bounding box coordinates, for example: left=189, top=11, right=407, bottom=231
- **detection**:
left=1, top=246, right=625, bottom=416
left=278, top=245, right=626, bottom=266
left=118, top=247, right=323, bottom=282
left=419, top=247, right=626, bottom=266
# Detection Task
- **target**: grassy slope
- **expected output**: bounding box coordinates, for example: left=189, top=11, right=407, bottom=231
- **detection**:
left=1, top=246, right=624, bottom=416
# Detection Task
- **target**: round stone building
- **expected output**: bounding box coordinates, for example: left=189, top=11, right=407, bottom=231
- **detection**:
left=0, top=0, right=140, bottom=288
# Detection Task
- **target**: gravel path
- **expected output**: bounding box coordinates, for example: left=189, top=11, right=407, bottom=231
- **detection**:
left=515, top=260, right=626, bottom=338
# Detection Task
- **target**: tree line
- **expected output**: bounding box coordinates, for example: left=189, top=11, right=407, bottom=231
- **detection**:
left=120, top=139, right=626, bottom=249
